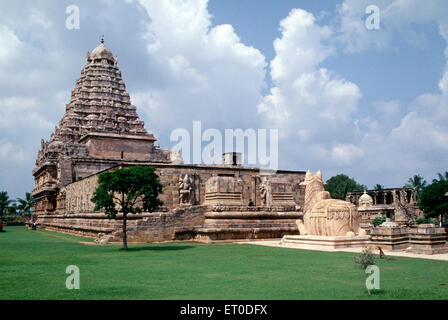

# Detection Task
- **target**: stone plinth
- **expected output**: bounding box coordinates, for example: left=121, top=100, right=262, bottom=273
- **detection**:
left=370, top=223, right=409, bottom=251
left=280, top=235, right=371, bottom=249
left=407, top=224, right=448, bottom=255
left=195, top=205, right=302, bottom=242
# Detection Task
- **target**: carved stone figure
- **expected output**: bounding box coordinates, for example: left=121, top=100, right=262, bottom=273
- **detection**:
left=170, top=150, right=184, bottom=165
left=296, top=170, right=367, bottom=237
left=258, top=176, right=271, bottom=206
left=178, top=174, right=194, bottom=205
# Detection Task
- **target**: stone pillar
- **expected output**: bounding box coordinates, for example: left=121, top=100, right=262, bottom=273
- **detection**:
left=400, top=190, right=406, bottom=205
left=409, top=192, right=416, bottom=206
left=253, top=176, right=257, bottom=207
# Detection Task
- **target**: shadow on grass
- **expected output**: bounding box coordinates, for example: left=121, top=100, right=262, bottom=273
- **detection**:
left=120, top=245, right=195, bottom=252
left=367, top=289, right=386, bottom=297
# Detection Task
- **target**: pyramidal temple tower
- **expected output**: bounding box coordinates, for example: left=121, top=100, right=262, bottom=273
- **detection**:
left=32, top=40, right=172, bottom=214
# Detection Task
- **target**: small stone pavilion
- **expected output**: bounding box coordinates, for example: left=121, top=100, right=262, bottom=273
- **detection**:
left=346, top=188, right=422, bottom=227
left=32, top=40, right=305, bottom=243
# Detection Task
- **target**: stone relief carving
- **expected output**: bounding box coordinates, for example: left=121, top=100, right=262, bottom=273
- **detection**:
left=258, top=176, right=272, bottom=206
left=179, top=174, right=194, bottom=205
left=170, top=150, right=184, bottom=165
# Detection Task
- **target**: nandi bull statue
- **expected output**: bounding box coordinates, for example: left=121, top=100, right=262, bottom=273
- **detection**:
left=297, top=170, right=366, bottom=237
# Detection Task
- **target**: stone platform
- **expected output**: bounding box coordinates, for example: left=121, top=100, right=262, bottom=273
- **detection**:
left=369, top=223, right=409, bottom=251
left=195, top=208, right=302, bottom=242
left=240, top=240, right=448, bottom=261
left=407, top=224, right=448, bottom=255
left=280, top=234, right=371, bottom=249
left=38, top=205, right=303, bottom=243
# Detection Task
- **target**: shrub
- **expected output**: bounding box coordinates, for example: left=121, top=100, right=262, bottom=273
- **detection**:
left=416, top=217, right=438, bottom=225
left=372, top=216, right=386, bottom=227
left=354, top=247, right=377, bottom=269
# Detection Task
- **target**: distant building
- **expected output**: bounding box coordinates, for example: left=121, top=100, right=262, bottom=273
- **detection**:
left=346, top=188, right=423, bottom=227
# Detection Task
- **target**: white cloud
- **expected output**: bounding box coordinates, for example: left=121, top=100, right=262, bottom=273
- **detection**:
left=133, top=0, right=267, bottom=138
left=0, top=139, right=30, bottom=165
left=331, top=144, right=364, bottom=166
left=336, top=0, right=448, bottom=53
left=0, top=26, right=22, bottom=60
left=0, top=0, right=447, bottom=197
left=257, top=3, right=447, bottom=187
left=270, top=9, right=333, bottom=81
left=29, top=8, right=53, bottom=29
left=258, top=9, right=362, bottom=170
left=332, top=0, right=448, bottom=186
left=374, top=100, right=401, bottom=116
left=0, top=97, right=54, bottom=132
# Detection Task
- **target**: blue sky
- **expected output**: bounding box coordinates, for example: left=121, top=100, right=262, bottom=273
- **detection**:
left=0, top=0, right=447, bottom=199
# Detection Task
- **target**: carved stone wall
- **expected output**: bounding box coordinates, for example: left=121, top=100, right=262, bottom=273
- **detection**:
left=36, top=164, right=305, bottom=242
left=65, top=174, right=99, bottom=214
left=204, top=176, right=243, bottom=205
left=60, top=165, right=305, bottom=215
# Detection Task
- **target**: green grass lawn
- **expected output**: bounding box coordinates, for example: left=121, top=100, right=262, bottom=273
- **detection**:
left=1, top=226, right=447, bottom=300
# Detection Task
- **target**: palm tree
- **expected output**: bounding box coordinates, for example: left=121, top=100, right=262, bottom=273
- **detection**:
left=16, top=192, right=34, bottom=214
left=0, top=191, right=13, bottom=216
left=373, top=184, right=384, bottom=190
left=404, top=174, right=427, bottom=195
left=435, top=171, right=448, bottom=183
left=5, top=202, right=18, bottom=215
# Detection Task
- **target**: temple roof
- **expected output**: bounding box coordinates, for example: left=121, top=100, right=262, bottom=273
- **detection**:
left=90, top=41, right=114, bottom=62
left=359, top=190, right=373, bottom=202
left=35, top=40, right=157, bottom=167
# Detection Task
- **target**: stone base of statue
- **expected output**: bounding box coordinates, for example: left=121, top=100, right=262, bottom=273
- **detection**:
left=280, top=234, right=371, bottom=249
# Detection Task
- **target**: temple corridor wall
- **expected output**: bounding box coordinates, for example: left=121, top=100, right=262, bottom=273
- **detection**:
left=60, top=164, right=305, bottom=215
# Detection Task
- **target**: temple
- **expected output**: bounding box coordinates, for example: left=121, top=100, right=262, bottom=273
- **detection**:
left=32, top=39, right=172, bottom=215
left=32, top=41, right=305, bottom=242
left=33, top=41, right=430, bottom=245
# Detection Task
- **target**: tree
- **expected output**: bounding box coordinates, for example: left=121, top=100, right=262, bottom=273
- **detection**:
left=418, top=174, right=448, bottom=226
left=5, top=202, right=18, bottom=215
left=0, top=191, right=13, bottom=217
left=373, top=184, right=384, bottom=191
left=436, top=171, right=448, bottom=182
left=91, top=166, right=163, bottom=250
left=404, top=174, right=427, bottom=201
left=16, top=192, right=34, bottom=214
left=325, top=174, right=366, bottom=200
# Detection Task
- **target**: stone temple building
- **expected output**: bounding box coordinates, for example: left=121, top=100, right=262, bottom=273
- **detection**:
left=346, top=188, right=422, bottom=227
left=32, top=40, right=305, bottom=243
